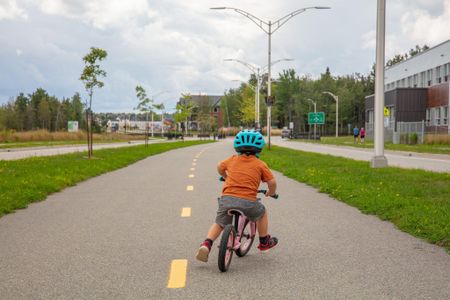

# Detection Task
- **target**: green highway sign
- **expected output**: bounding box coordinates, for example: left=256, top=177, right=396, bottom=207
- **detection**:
left=308, top=112, right=325, bottom=125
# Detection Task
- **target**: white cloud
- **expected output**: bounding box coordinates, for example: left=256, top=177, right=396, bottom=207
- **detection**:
left=401, top=1, right=450, bottom=45
left=33, top=0, right=153, bottom=29
left=0, top=0, right=27, bottom=20
left=1, top=0, right=449, bottom=112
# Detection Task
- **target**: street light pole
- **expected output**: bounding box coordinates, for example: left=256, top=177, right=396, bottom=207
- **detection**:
left=150, top=90, right=168, bottom=138
left=225, top=58, right=293, bottom=130
left=371, top=0, right=388, bottom=168
left=212, top=6, right=330, bottom=149
left=323, top=91, right=339, bottom=137
left=307, top=98, right=317, bottom=140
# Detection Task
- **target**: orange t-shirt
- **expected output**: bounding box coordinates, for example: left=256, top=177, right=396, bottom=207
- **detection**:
left=219, top=154, right=274, bottom=201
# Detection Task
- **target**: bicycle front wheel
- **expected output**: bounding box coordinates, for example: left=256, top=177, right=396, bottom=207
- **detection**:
left=218, top=224, right=235, bottom=272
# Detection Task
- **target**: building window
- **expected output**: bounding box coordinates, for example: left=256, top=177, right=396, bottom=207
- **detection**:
left=407, top=76, right=413, bottom=87
left=368, top=110, right=374, bottom=124
left=436, top=108, right=441, bottom=125
left=427, top=69, right=433, bottom=86
left=420, top=71, right=426, bottom=87
left=442, top=107, right=448, bottom=126
left=389, top=106, right=395, bottom=122
left=401, top=78, right=406, bottom=87
left=413, top=74, right=418, bottom=87
left=436, top=66, right=442, bottom=83
left=444, top=63, right=449, bottom=82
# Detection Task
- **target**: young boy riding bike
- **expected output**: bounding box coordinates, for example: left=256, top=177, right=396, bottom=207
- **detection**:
left=196, top=130, right=278, bottom=262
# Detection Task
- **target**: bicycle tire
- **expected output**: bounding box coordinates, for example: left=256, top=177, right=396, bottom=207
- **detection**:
left=218, top=224, right=235, bottom=272
left=235, top=220, right=255, bottom=257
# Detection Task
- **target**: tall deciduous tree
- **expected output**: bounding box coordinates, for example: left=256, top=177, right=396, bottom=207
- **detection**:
left=80, top=47, right=107, bottom=158
left=176, top=93, right=193, bottom=134
left=135, top=85, right=153, bottom=146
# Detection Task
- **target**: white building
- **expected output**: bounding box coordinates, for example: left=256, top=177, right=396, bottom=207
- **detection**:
left=366, top=39, right=450, bottom=138
left=385, top=39, right=450, bottom=91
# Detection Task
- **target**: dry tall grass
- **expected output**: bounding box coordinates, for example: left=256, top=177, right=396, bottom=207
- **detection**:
left=424, top=134, right=450, bottom=145
left=218, top=127, right=282, bottom=136
left=0, top=130, right=143, bottom=143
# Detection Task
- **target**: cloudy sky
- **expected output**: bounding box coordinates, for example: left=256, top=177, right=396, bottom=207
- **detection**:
left=0, top=0, right=449, bottom=112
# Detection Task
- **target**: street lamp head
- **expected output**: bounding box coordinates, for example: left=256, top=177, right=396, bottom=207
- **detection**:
left=315, top=6, right=331, bottom=9
left=210, top=7, right=227, bottom=10
left=223, top=58, right=234, bottom=62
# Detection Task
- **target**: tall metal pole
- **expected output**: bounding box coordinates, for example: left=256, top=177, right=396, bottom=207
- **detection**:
left=323, top=91, right=339, bottom=137
left=256, top=67, right=260, bottom=129
left=313, top=102, right=317, bottom=140
left=211, top=6, right=330, bottom=144
left=336, top=96, right=339, bottom=137
left=267, top=21, right=272, bottom=149
left=151, top=111, right=154, bottom=137
left=371, top=0, right=388, bottom=168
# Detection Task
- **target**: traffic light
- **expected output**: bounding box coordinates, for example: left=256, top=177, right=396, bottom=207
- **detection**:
left=265, top=96, right=275, bottom=106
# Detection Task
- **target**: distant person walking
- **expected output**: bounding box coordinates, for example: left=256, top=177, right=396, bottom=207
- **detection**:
left=353, top=126, right=360, bottom=144
left=360, top=127, right=366, bottom=144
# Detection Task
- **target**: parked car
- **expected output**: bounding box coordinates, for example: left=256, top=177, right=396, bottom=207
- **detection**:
left=281, top=127, right=291, bottom=139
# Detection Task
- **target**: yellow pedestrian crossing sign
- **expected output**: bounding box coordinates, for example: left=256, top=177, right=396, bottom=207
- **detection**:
left=384, top=106, right=390, bottom=117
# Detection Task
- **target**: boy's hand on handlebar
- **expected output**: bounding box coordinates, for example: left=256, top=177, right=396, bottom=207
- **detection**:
left=265, top=190, right=276, bottom=197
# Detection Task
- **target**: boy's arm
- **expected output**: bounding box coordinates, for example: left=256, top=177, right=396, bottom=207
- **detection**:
left=217, top=162, right=227, bottom=179
left=265, top=178, right=277, bottom=197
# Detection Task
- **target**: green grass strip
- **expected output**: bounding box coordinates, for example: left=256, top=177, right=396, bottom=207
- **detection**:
left=0, top=141, right=211, bottom=218
left=260, top=145, right=450, bottom=249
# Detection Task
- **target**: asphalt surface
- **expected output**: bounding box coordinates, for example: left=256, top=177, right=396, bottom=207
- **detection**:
left=0, top=140, right=449, bottom=299
left=272, top=136, right=450, bottom=173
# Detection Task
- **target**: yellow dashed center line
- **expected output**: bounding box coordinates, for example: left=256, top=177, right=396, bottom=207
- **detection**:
left=192, top=163, right=196, bottom=166
left=193, top=158, right=197, bottom=162
left=186, top=185, right=194, bottom=191
left=167, top=259, right=188, bottom=288
left=181, top=207, right=191, bottom=217
left=188, top=174, right=194, bottom=178
left=190, top=168, right=195, bottom=171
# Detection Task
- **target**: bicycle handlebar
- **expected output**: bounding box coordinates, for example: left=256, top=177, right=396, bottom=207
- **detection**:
left=257, top=190, right=279, bottom=199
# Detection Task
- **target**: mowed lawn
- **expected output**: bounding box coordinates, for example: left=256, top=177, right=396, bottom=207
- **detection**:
left=0, top=141, right=211, bottom=218
left=261, top=146, right=450, bottom=250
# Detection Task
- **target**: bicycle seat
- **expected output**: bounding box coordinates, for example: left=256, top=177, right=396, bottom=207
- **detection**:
left=227, top=209, right=245, bottom=217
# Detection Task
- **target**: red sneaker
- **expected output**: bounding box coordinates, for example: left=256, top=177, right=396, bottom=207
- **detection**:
left=196, top=241, right=211, bottom=262
left=257, top=235, right=278, bottom=253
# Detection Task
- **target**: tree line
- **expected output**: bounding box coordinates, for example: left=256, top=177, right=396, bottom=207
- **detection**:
left=0, top=88, right=85, bottom=132
left=220, top=67, right=375, bottom=135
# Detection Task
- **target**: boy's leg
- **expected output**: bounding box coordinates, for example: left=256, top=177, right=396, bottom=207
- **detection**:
left=256, top=212, right=278, bottom=252
left=196, top=223, right=223, bottom=262
left=207, top=223, right=223, bottom=240
left=256, top=211, right=269, bottom=237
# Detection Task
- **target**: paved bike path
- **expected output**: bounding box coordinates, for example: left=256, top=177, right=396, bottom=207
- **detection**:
left=0, top=140, right=448, bottom=299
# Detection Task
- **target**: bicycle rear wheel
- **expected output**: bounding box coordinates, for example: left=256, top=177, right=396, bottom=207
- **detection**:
left=218, top=224, right=235, bottom=272
left=235, top=220, right=256, bottom=257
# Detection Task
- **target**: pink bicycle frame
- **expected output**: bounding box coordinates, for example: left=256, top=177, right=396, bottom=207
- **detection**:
left=227, top=210, right=257, bottom=250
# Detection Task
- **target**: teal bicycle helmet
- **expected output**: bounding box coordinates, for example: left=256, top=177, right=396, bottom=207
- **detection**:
left=234, top=130, right=265, bottom=156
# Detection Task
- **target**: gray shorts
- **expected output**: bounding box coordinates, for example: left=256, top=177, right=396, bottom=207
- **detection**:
left=215, top=195, right=266, bottom=228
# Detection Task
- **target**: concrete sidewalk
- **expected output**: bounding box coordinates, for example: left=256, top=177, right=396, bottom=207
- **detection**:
left=272, top=136, right=450, bottom=173
left=0, top=139, right=185, bottom=161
